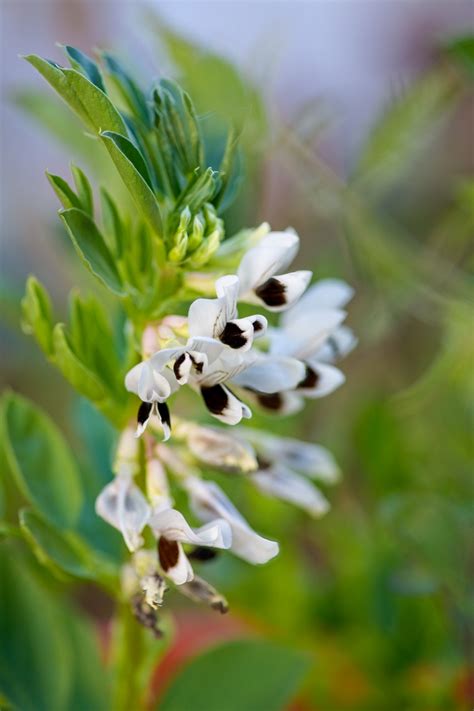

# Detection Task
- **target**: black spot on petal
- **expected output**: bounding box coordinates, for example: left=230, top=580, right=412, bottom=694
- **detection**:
left=157, top=401, right=171, bottom=428
left=297, top=365, right=319, bottom=389
left=252, top=319, right=264, bottom=332
left=255, top=277, right=286, bottom=307
left=220, top=321, right=247, bottom=349
left=190, top=354, right=204, bottom=374
left=257, top=392, right=284, bottom=411
left=256, top=455, right=273, bottom=470
left=158, top=536, right=179, bottom=572
left=137, top=401, right=153, bottom=426
left=201, top=384, right=228, bottom=415
left=173, top=353, right=187, bottom=380
left=188, top=546, right=219, bottom=562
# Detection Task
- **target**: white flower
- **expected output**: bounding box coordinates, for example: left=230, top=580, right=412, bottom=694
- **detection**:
left=239, top=428, right=340, bottom=517
left=185, top=476, right=279, bottom=564
left=192, top=349, right=256, bottom=425
left=188, top=274, right=267, bottom=352
left=150, top=507, right=232, bottom=585
left=237, top=230, right=312, bottom=311
left=95, top=475, right=150, bottom=552
left=125, top=336, right=223, bottom=437
left=245, top=278, right=356, bottom=414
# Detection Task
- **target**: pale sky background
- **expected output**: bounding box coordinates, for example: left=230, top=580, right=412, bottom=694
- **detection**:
left=1, top=0, right=473, bottom=285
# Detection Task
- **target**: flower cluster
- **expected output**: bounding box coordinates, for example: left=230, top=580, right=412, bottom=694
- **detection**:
left=96, top=228, right=355, bottom=628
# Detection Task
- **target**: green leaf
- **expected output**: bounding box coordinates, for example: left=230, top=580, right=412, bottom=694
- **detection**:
left=100, top=187, right=124, bottom=256
left=101, top=130, right=153, bottom=188
left=62, top=45, right=106, bottom=93
left=53, top=323, right=107, bottom=403
left=71, top=164, right=94, bottom=216
left=24, top=55, right=127, bottom=135
left=100, top=131, right=162, bottom=233
left=0, top=544, right=72, bottom=711
left=1, top=393, right=83, bottom=529
left=46, top=171, right=82, bottom=210
left=20, top=508, right=117, bottom=589
left=0, top=396, right=80, bottom=527
left=158, top=639, right=311, bottom=711
left=60, top=208, right=124, bottom=294
left=21, top=276, right=55, bottom=357
left=101, top=52, right=151, bottom=127
left=64, top=605, right=112, bottom=711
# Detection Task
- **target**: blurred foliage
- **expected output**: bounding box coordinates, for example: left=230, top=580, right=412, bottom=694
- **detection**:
left=1, top=18, right=473, bottom=711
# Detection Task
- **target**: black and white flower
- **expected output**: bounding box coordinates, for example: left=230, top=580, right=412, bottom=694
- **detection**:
left=188, top=274, right=267, bottom=352
left=125, top=336, right=223, bottom=438
left=246, top=278, right=356, bottom=414
left=150, top=507, right=232, bottom=585
left=237, top=230, right=312, bottom=311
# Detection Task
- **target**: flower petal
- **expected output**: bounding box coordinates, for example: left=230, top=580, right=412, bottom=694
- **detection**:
left=232, top=355, right=305, bottom=394
left=186, top=477, right=279, bottom=565
left=219, top=318, right=255, bottom=351
left=297, top=361, right=345, bottom=398
left=95, top=476, right=150, bottom=552
left=312, top=326, right=357, bottom=363
left=150, top=507, right=231, bottom=549
left=250, top=389, right=305, bottom=415
left=270, top=308, right=346, bottom=360
left=240, top=430, right=340, bottom=483
left=237, top=231, right=300, bottom=294
left=283, top=279, right=354, bottom=328
left=188, top=297, right=226, bottom=340
left=157, top=537, right=194, bottom=585
left=251, top=465, right=330, bottom=517
left=254, top=270, right=312, bottom=311
left=201, top=384, right=252, bottom=425
left=215, top=274, right=239, bottom=321
left=187, top=425, right=258, bottom=473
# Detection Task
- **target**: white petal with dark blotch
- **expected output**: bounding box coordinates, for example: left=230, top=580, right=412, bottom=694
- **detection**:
left=232, top=355, right=305, bottom=393
left=251, top=464, right=330, bottom=517
left=186, top=477, right=279, bottom=565
left=201, top=383, right=252, bottom=425
left=250, top=389, right=305, bottom=416
left=95, top=476, right=150, bottom=552
left=219, top=317, right=255, bottom=352
left=298, top=360, right=346, bottom=398
left=312, top=326, right=358, bottom=363
left=254, top=270, right=312, bottom=312
left=157, top=537, right=194, bottom=585
left=237, top=231, right=300, bottom=295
